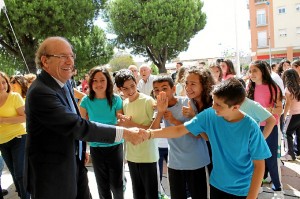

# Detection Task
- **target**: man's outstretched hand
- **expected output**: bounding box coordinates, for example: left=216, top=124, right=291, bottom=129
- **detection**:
left=123, top=127, right=149, bottom=145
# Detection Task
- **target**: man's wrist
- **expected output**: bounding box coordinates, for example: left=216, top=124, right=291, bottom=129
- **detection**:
left=116, top=126, right=124, bottom=142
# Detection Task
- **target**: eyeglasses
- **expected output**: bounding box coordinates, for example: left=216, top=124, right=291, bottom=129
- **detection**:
left=45, top=54, right=76, bottom=61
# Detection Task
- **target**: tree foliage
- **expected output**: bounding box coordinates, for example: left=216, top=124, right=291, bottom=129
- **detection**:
left=0, top=49, right=22, bottom=76
left=109, top=54, right=136, bottom=72
left=70, top=26, right=114, bottom=74
left=0, top=0, right=111, bottom=73
left=107, top=0, right=206, bottom=73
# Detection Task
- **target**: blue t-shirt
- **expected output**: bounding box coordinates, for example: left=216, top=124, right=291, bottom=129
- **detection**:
left=184, top=107, right=271, bottom=196
left=80, top=94, right=124, bottom=147
left=240, top=98, right=271, bottom=124
left=164, top=97, right=210, bottom=170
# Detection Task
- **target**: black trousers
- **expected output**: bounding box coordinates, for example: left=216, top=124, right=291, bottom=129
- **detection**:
left=91, top=144, right=124, bottom=199
left=76, top=156, right=92, bottom=199
left=285, top=114, right=300, bottom=159
left=210, top=185, right=246, bottom=199
left=128, top=161, right=158, bottom=199
left=168, top=167, right=207, bottom=199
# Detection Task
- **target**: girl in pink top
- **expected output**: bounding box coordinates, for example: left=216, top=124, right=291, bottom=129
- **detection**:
left=219, top=59, right=236, bottom=80
left=282, top=69, right=300, bottom=160
left=247, top=60, right=283, bottom=193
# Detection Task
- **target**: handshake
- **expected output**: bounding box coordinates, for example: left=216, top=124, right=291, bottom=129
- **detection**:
left=123, top=128, right=153, bottom=145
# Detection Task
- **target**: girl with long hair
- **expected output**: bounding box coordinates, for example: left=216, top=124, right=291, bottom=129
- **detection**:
left=247, top=60, right=283, bottom=193
left=182, top=67, right=215, bottom=175
left=219, top=59, right=236, bottom=80
left=79, top=66, right=124, bottom=199
left=10, top=75, right=28, bottom=99
left=175, top=66, right=187, bottom=96
left=281, top=69, right=300, bottom=161
left=209, top=62, right=222, bottom=84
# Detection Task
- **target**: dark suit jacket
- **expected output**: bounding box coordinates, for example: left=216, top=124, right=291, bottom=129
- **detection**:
left=24, top=70, right=116, bottom=199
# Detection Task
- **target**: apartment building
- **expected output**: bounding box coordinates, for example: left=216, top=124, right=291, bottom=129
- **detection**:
left=249, top=0, right=300, bottom=63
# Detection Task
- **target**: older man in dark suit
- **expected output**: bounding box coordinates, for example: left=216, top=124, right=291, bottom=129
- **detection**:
left=25, top=36, right=145, bottom=199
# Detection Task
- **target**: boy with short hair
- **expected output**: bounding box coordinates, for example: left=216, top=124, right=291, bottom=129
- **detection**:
left=151, top=76, right=210, bottom=198
left=145, top=78, right=271, bottom=199
left=114, top=69, right=159, bottom=199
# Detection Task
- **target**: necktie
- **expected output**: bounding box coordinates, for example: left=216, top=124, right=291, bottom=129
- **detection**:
left=63, top=84, right=77, bottom=113
left=63, top=84, right=83, bottom=160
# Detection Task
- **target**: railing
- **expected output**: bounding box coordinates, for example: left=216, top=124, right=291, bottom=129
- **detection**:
left=255, top=0, right=268, bottom=4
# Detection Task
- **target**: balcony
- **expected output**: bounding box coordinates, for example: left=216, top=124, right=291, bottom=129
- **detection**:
left=255, top=0, right=268, bottom=5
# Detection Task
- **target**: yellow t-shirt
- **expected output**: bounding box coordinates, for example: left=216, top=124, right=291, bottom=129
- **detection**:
left=0, top=92, right=26, bottom=144
left=123, top=93, right=159, bottom=163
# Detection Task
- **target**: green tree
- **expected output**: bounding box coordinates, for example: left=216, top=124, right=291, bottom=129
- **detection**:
left=107, top=0, right=206, bottom=73
left=109, top=54, right=136, bottom=72
left=0, top=0, right=110, bottom=73
left=70, top=26, right=114, bottom=73
left=0, top=49, right=22, bottom=75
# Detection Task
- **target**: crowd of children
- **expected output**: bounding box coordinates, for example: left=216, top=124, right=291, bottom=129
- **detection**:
left=1, top=57, right=300, bottom=199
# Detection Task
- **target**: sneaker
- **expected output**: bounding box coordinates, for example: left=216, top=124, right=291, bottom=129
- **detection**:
left=123, top=177, right=127, bottom=192
left=262, top=176, right=272, bottom=184
left=2, top=189, right=8, bottom=196
left=158, top=192, right=169, bottom=199
left=296, top=154, right=300, bottom=159
left=280, top=154, right=295, bottom=161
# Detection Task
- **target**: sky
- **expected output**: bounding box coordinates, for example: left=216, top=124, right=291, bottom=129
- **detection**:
left=95, top=0, right=251, bottom=61
left=179, top=0, right=251, bottom=60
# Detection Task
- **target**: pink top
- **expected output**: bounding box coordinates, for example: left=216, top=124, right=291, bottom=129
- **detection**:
left=285, top=88, right=300, bottom=115
left=222, top=74, right=235, bottom=81
left=254, top=84, right=279, bottom=126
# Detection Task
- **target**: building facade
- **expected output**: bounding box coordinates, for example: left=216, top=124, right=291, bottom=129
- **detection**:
left=249, top=0, right=300, bottom=63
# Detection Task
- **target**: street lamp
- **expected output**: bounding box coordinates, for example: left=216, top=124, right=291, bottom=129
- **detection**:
left=266, top=1, right=272, bottom=64
left=234, top=0, right=240, bottom=77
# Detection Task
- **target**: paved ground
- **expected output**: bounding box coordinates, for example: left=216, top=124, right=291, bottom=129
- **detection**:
left=2, top=159, right=299, bottom=199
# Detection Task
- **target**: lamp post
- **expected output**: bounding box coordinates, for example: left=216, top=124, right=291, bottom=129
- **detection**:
left=266, top=1, right=272, bottom=64
left=234, top=0, right=240, bottom=76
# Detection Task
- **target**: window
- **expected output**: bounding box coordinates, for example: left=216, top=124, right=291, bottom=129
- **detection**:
left=297, top=27, right=300, bottom=34
left=296, top=4, right=300, bottom=12
left=255, top=0, right=267, bottom=4
left=258, top=31, right=268, bottom=47
left=279, top=29, right=287, bottom=37
left=278, top=7, right=286, bottom=14
left=256, top=9, right=266, bottom=26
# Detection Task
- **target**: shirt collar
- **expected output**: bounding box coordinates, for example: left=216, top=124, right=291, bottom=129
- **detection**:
left=51, top=76, right=65, bottom=88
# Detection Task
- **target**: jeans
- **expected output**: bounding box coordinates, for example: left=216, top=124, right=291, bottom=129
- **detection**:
left=0, top=156, right=4, bottom=199
left=260, top=125, right=281, bottom=190
left=0, top=135, right=30, bottom=199
left=158, top=147, right=168, bottom=182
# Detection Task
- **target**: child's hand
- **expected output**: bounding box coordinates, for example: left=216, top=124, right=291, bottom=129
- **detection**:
left=117, top=114, right=133, bottom=127
left=163, top=110, right=175, bottom=123
left=182, top=100, right=196, bottom=118
left=156, top=91, right=168, bottom=113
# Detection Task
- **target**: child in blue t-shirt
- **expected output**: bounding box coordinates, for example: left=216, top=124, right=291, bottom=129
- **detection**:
left=145, top=78, right=271, bottom=199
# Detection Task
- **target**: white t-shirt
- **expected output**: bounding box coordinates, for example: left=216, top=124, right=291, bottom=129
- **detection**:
left=271, top=72, right=285, bottom=96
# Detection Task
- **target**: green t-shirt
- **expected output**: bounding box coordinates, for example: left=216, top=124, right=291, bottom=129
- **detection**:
left=80, top=94, right=124, bottom=147
left=123, top=93, right=159, bottom=163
